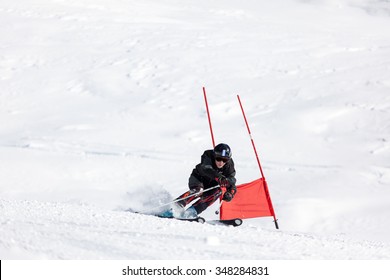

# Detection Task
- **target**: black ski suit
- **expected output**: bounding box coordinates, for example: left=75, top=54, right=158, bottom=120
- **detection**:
left=186, top=149, right=237, bottom=214
left=189, top=150, right=236, bottom=189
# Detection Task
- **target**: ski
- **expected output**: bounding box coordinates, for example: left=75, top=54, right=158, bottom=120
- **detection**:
left=156, top=215, right=206, bottom=224
left=128, top=210, right=240, bottom=226
left=208, top=218, right=243, bottom=227
left=127, top=209, right=205, bottom=223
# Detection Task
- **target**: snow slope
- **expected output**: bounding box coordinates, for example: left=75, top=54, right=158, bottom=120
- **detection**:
left=1, top=0, right=390, bottom=259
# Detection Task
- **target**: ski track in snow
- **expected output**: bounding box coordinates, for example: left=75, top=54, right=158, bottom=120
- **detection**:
left=1, top=199, right=389, bottom=260
left=1, top=0, right=390, bottom=259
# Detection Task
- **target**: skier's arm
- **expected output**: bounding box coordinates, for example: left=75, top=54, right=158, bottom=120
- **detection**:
left=227, top=173, right=236, bottom=186
left=225, top=159, right=237, bottom=187
left=195, top=152, right=220, bottom=180
left=225, top=162, right=237, bottom=195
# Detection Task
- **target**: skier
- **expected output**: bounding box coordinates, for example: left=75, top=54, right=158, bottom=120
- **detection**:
left=162, top=143, right=237, bottom=219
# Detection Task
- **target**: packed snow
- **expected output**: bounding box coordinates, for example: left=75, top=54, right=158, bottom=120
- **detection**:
left=1, top=0, right=390, bottom=259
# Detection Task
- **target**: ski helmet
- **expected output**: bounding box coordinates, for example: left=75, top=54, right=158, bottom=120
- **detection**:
left=214, top=143, right=232, bottom=159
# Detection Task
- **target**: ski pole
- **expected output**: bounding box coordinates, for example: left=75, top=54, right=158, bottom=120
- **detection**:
left=142, top=185, right=221, bottom=213
left=214, top=199, right=224, bottom=215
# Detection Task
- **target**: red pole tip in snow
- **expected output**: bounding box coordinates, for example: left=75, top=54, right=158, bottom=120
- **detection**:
left=203, top=87, right=216, bottom=148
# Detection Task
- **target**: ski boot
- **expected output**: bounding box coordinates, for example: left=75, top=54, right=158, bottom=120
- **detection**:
left=179, top=206, right=198, bottom=219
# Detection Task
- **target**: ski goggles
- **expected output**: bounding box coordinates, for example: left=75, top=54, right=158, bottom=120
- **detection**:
left=215, top=157, right=229, bottom=163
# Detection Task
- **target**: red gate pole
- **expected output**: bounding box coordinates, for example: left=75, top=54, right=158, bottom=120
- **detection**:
left=237, top=95, right=265, bottom=178
left=203, top=87, right=216, bottom=148
left=203, top=87, right=226, bottom=219
left=237, top=95, right=279, bottom=229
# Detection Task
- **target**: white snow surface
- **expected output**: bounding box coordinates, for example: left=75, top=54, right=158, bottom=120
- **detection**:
left=1, top=0, right=390, bottom=259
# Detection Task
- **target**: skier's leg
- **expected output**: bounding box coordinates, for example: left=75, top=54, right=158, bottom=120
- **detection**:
left=174, top=188, right=203, bottom=208
left=160, top=190, right=197, bottom=218
left=175, top=176, right=204, bottom=208
left=192, top=187, right=222, bottom=215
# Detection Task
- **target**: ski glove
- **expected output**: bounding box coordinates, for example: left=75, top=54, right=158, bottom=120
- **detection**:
left=222, top=184, right=236, bottom=202
left=222, top=191, right=234, bottom=202
left=216, top=175, right=229, bottom=188
left=227, top=184, right=237, bottom=195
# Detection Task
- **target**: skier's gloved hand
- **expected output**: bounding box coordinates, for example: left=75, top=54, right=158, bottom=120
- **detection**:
left=227, top=184, right=237, bottom=195
left=216, top=175, right=229, bottom=188
left=222, top=191, right=234, bottom=202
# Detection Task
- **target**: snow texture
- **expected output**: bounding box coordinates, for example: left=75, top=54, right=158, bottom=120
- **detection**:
left=1, top=0, right=390, bottom=259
